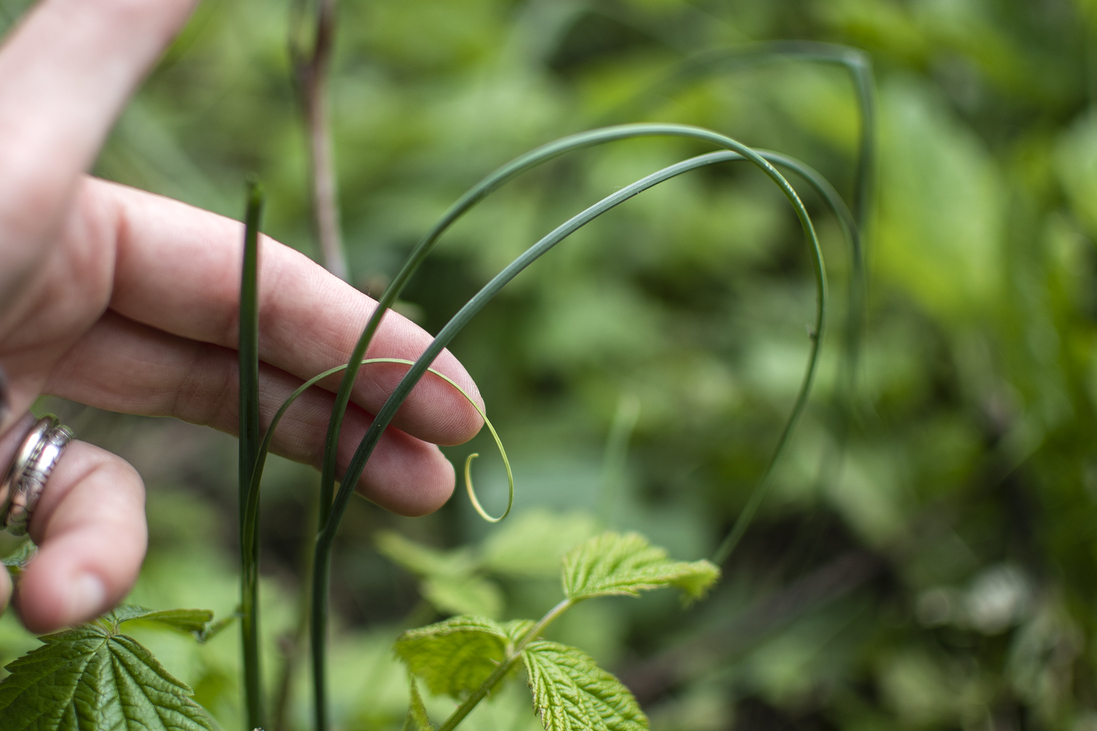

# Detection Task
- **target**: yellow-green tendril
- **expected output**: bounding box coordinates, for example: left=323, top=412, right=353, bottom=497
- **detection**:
left=367, top=360, right=512, bottom=523
left=243, top=357, right=511, bottom=545
left=463, top=453, right=513, bottom=523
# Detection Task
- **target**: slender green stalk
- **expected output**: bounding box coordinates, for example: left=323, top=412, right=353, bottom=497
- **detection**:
left=310, top=124, right=722, bottom=731
left=311, top=123, right=831, bottom=727
left=290, top=0, right=349, bottom=281
left=242, top=359, right=508, bottom=546
left=436, top=599, right=574, bottom=731
left=271, top=490, right=317, bottom=731
left=598, top=394, right=641, bottom=527
left=709, top=151, right=859, bottom=565
left=238, top=182, right=265, bottom=731
left=313, top=125, right=693, bottom=537
left=236, top=356, right=509, bottom=731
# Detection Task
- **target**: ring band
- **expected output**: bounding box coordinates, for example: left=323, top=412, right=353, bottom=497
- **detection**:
left=1, top=415, right=74, bottom=536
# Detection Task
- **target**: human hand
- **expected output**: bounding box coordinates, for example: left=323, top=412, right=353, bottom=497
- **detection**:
left=0, top=0, right=482, bottom=633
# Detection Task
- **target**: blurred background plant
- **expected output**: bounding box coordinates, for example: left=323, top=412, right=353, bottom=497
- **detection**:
left=3, top=0, right=1097, bottom=729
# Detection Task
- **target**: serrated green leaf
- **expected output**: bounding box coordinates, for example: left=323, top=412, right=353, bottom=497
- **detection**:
left=394, top=616, right=515, bottom=699
left=0, top=622, right=214, bottom=730
left=108, top=606, right=216, bottom=636
left=2, top=542, right=36, bottom=579
left=402, top=676, right=434, bottom=731
left=562, top=532, right=719, bottom=602
left=481, top=510, right=599, bottom=578
left=421, top=575, right=504, bottom=619
left=521, top=640, right=647, bottom=731
left=377, top=531, right=477, bottom=578
left=502, top=619, right=535, bottom=645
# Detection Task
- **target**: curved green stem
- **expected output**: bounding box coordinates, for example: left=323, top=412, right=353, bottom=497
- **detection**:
left=241, top=358, right=510, bottom=577
left=603, top=42, right=874, bottom=422
left=311, top=123, right=831, bottom=728
left=239, top=358, right=510, bottom=731
left=708, top=150, right=863, bottom=565
left=605, top=41, right=875, bottom=231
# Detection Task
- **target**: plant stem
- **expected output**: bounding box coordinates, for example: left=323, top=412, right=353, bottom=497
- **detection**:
left=310, top=123, right=830, bottom=729
left=238, top=183, right=265, bottom=731
left=292, top=0, right=349, bottom=281
left=437, top=599, right=574, bottom=731
left=260, top=358, right=503, bottom=731
left=311, top=529, right=333, bottom=731
left=270, top=490, right=318, bottom=731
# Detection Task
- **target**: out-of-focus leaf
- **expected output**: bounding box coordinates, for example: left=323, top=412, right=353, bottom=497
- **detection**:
left=481, top=510, right=600, bottom=578
left=377, top=530, right=478, bottom=578
left=522, top=640, right=647, bottom=731
left=562, top=532, right=719, bottom=602
left=1055, top=110, right=1097, bottom=239
left=878, top=647, right=978, bottom=726
left=421, top=575, right=504, bottom=619
left=874, top=79, right=1004, bottom=318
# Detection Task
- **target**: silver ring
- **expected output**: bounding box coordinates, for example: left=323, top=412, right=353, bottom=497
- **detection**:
left=1, top=415, right=74, bottom=536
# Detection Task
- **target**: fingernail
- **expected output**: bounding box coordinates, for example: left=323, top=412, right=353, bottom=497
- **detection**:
left=67, top=573, right=107, bottom=624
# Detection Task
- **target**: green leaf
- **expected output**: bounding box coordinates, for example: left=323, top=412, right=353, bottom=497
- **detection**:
left=109, top=606, right=215, bottom=634
left=194, top=613, right=238, bottom=645
left=402, top=675, right=434, bottom=731
left=422, top=575, right=504, bottom=619
left=521, top=640, right=647, bottom=731
left=101, top=605, right=226, bottom=644
left=394, top=616, right=515, bottom=699
left=377, top=531, right=478, bottom=578
left=503, top=619, right=535, bottom=645
left=1056, top=110, right=1097, bottom=239
left=0, top=622, right=215, bottom=730
left=874, top=79, right=1004, bottom=319
left=481, top=510, right=599, bottom=578
left=562, top=532, right=719, bottom=602
left=377, top=531, right=503, bottom=617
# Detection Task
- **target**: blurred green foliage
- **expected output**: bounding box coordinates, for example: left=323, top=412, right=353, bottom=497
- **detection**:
left=5, top=0, right=1097, bottom=729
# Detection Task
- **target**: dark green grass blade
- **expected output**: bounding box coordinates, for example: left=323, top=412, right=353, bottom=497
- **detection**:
left=238, top=182, right=265, bottom=731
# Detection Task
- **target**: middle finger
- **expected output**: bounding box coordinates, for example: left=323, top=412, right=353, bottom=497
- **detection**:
left=88, top=179, right=484, bottom=445
left=45, top=311, right=458, bottom=516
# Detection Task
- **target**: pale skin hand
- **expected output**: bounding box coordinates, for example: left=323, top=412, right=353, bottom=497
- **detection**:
left=0, top=0, right=483, bottom=633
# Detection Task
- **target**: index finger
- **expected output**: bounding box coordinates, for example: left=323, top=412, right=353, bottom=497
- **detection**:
left=96, top=180, right=485, bottom=445
left=0, top=0, right=195, bottom=268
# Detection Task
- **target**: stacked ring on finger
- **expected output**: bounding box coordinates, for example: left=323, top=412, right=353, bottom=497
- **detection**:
left=1, top=415, right=74, bottom=536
